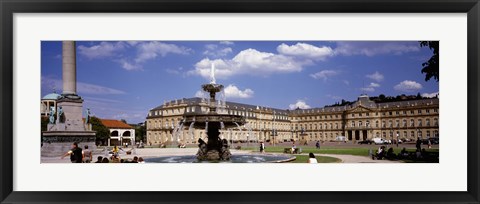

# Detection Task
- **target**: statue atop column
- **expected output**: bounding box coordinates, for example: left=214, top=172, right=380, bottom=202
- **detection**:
left=58, top=106, right=64, bottom=123
left=85, top=108, right=90, bottom=124
left=49, top=107, right=56, bottom=124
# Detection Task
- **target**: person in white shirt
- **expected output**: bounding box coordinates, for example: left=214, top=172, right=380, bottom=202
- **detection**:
left=308, top=153, right=318, bottom=163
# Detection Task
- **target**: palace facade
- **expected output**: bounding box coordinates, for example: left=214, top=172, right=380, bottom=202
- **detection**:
left=145, top=95, right=439, bottom=145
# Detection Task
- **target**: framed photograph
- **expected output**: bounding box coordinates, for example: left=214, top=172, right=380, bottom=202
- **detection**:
left=1, top=0, right=479, bottom=203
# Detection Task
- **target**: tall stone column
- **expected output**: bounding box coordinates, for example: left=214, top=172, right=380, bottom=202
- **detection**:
left=62, top=41, right=77, bottom=95
left=41, top=41, right=96, bottom=158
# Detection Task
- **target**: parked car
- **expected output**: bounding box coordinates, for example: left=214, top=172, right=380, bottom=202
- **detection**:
left=335, top=135, right=347, bottom=142
left=429, top=137, right=439, bottom=144
left=422, top=137, right=439, bottom=145
left=358, top=140, right=373, bottom=144
left=372, top=137, right=386, bottom=145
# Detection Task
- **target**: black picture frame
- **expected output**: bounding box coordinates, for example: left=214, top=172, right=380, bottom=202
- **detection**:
left=1, top=0, right=479, bottom=203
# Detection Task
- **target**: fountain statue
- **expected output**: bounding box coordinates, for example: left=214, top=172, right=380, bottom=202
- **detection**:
left=183, top=62, right=245, bottom=161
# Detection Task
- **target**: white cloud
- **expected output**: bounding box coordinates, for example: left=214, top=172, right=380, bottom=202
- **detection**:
left=360, top=82, right=381, bottom=92
left=42, top=76, right=125, bottom=95
left=422, top=92, right=439, bottom=98
left=360, top=87, right=375, bottom=92
left=194, top=90, right=206, bottom=98
left=219, top=41, right=234, bottom=45
left=334, top=42, right=420, bottom=56
left=310, top=70, right=339, bottom=81
left=289, top=100, right=311, bottom=110
left=135, top=41, right=192, bottom=63
left=394, top=80, right=423, bottom=92
left=277, top=43, right=334, bottom=60
left=189, top=48, right=305, bottom=80
left=343, top=80, right=350, bottom=85
left=203, top=44, right=233, bottom=57
left=369, top=82, right=380, bottom=88
left=78, top=41, right=192, bottom=71
left=224, top=84, right=254, bottom=98
left=78, top=41, right=126, bottom=59
left=366, top=71, right=384, bottom=82
left=116, top=59, right=141, bottom=71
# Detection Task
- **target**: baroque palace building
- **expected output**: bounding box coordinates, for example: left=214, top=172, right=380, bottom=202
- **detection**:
left=145, top=95, right=439, bottom=145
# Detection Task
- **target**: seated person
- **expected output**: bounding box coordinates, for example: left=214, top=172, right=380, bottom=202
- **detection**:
left=386, top=147, right=395, bottom=160
left=95, top=156, right=103, bottom=163
left=375, top=146, right=385, bottom=160
left=415, top=149, right=422, bottom=159
left=400, top=147, right=408, bottom=156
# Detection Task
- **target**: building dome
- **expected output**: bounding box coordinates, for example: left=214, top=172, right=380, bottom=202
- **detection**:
left=42, top=93, right=61, bottom=100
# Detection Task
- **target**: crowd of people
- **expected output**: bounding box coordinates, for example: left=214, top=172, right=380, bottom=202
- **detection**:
left=61, top=142, right=146, bottom=163
left=372, top=138, right=437, bottom=161
left=93, top=155, right=145, bottom=163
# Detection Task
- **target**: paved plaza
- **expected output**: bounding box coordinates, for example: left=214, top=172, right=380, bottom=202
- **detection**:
left=41, top=145, right=404, bottom=163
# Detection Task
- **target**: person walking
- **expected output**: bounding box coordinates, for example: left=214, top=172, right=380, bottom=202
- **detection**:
left=416, top=138, right=422, bottom=151
left=82, top=145, right=93, bottom=163
left=315, top=140, right=320, bottom=149
left=61, top=142, right=83, bottom=163
left=259, top=142, right=265, bottom=153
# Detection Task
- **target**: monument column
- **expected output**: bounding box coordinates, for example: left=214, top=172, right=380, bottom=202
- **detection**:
left=62, top=41, right=77, bottom=95
left=41, top=41, right=96, bottom=157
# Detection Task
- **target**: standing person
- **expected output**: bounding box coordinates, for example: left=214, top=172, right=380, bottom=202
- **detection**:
left=82, top=145, right=93, bottom=163
left=308, top=153, right=318, bottom=163
left=291, top=142, right=296, bottom=154
left=315, top=141, right=320, bottom=149
left=61, top=142, right=83, bottom=163
left=259, top=142, right=265, bottom=153
left=416, top=138, right=422, bottom=151
left=427, top=139, right=432, bottom=149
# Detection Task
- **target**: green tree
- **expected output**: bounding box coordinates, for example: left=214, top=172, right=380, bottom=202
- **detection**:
left=135, top=122, right=146, bottom=143
left=419, top=41, right=439, bottom=82
left=90, top=116, right=110, bottom=146
left=379, top=94, right=386, bottom=100
left=416, top=92, right=422, bottom=99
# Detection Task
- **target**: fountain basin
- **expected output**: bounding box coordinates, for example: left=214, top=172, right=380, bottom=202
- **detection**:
left=144, top=154, right=295, bottom=163
left=183, top=114, right=245, bottom=129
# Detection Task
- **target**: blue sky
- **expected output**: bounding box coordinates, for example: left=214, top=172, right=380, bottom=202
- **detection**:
left=41, top=41, right=439, bottom=123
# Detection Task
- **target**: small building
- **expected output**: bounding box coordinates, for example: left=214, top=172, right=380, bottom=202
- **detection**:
left=100, top=119, right=135, bottom=147
left=41, top=92, right=61, bottom=116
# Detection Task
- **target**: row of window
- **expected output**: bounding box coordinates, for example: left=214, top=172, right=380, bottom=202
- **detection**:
left=295, top=118, right=439, bottom=131
left=298, top=130, right=439, bottom=139
left=292, top=108, right=439, bottom=121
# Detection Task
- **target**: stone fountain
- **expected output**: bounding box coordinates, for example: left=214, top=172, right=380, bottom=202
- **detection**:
left=183, top=63, right=245, bottom=161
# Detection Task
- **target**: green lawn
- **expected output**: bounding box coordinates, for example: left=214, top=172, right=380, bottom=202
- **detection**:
left=291, top=155, right=341, bottom=163
left=242, top=146, right=439, bottom=157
